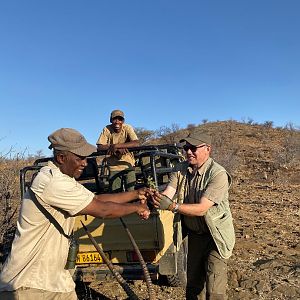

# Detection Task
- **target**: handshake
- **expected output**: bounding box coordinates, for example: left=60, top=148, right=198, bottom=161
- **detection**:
left=136, top=188, right=180, bottom=220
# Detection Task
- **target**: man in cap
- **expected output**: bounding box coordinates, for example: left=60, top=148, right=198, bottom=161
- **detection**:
left=0, top=128, right=150, bottom=300
left=151, top=130, right=235, bottom=300
left=96, top=109, right=139, bottom=192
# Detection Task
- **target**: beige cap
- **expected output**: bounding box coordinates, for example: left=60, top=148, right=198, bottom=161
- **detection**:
left=48, top=128, right=96, bottom=157
left=180, top=130, right=212, bottom=146
left=110, top=109, right=124, bottom=121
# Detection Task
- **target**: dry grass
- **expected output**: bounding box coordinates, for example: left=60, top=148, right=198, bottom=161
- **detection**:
left=0, top=121, right=299, bottom=299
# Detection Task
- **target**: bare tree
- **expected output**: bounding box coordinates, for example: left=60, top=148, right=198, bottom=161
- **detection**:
left=134, top=127, right=155, bottom=145
left=155, top=123, right=181, bottom=144
left=263, top=121, right=274, bottom=128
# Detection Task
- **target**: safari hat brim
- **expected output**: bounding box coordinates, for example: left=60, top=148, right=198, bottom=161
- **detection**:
left=179, top=131, right=212, bottom=146
left=48, top=128, right=96, bottom=157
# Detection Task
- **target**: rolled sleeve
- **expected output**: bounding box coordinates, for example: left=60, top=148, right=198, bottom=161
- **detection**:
left=126, top=125, right=138, bottom=141
left=97, top=127, right=110, bottom=145
left=168, top=172, right=179, bottom=189
left=41, top=176, right=94, bottom=216
left=203, top=171, right=229, bottom=204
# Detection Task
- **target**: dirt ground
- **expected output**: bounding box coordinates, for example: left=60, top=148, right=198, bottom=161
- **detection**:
left=1, top=122, right=299, bottom=299
left=74, top=123, right=300, bottom=299
left=74, top=181, right=299, bottom=300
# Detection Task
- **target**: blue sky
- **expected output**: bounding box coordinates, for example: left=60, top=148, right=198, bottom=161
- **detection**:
left=0, top=0, right=299, bottom=157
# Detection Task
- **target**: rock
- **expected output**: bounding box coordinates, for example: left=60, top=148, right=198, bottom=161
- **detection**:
left=255, top=280, right=270, bottom=293
left=228, top=271, right=239, bottom=288
left=293, top=242, right=300, bottom=251
left=240, top=279, right=258, bottom=289
left=253, top=258, right=281, bottom=270
left=275, top=284, right=297, bottom=298
left=234, top=289, right=256, bottom=300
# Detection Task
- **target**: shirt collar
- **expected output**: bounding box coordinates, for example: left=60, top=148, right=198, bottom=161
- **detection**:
left=187, top=157, right=212, bottom=175
left=48, top=160, right=58, bottom=170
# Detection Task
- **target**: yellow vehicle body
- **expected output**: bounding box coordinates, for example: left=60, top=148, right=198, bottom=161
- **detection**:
left=74, top=210, right=174, bottom=265
left=20, top=144, right=187, bottom=285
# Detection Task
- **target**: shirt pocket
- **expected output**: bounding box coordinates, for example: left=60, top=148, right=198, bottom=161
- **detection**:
left=214, top=213, right=235, bottom=251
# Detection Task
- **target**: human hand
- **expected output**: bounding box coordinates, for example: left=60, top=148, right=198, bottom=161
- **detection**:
left=137, top=187, right=153, bottom=204
left=113, top=148, right=128, bottom=159
left=152, top=192, right=174, bottom=210
left=136, top=203, right=150, bottom=220
left=117, top=148, right=128, bottom=155
left=107, top=144, right=118, bottom=155
left=150, top=190, right=161, bottom=208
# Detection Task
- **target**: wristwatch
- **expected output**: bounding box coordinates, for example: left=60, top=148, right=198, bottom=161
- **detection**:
left=172, top=203, right=180, bottom=214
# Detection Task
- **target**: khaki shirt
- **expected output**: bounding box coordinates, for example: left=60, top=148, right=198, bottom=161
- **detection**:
left=0, top=161, right=94, bottom=292
left=96, top=124, right=138, bottom=171
left=169, top=157, right=229, bottom=234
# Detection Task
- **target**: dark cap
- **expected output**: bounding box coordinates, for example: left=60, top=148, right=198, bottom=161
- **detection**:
left=48, top=128, right=96, bottom=157
left=180, top=130, right=212, bottom=146
left=110, top=109, right=124, bottom=121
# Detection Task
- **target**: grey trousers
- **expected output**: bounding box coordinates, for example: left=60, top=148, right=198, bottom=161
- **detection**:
left=186, top=232, right=228, bottom=300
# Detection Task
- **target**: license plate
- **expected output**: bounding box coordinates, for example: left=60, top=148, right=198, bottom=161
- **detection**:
left=76, top=252, right=106, bottom=264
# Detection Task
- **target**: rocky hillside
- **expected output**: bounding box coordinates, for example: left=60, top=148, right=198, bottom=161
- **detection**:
left=1, top=121, right=299, bottom=299
left=89, top=121, right=300, bottom=299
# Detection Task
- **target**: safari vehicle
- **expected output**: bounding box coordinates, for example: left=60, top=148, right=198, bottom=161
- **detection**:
left=20, top=144, right=187, bottom=286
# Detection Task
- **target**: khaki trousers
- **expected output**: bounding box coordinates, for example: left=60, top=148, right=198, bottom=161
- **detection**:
left=186, top=232, right=228, bottom=300
left=0, top=288, right=77, bottom=300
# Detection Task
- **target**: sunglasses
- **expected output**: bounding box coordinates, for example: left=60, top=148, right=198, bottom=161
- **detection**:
left=183, top=144, right=207, bottom=152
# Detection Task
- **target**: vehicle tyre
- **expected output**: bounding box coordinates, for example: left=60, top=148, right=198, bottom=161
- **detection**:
left=165, top=239, right=188, bottom=287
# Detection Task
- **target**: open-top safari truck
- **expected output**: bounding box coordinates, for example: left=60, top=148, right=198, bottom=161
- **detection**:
left=20, top=144, right=187, bottom=287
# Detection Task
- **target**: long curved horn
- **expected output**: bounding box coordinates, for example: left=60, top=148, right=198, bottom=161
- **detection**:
left=120, top=217, right=156, bottom=300
left=80, top=221, right=139, bottom=300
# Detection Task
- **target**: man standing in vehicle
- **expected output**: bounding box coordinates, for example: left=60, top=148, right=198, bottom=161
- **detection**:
left=97, top=109, right=139, bottom=192
left=152, top=130, right=235, bottom=300
left=0, top=128, right=150, bottom=300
